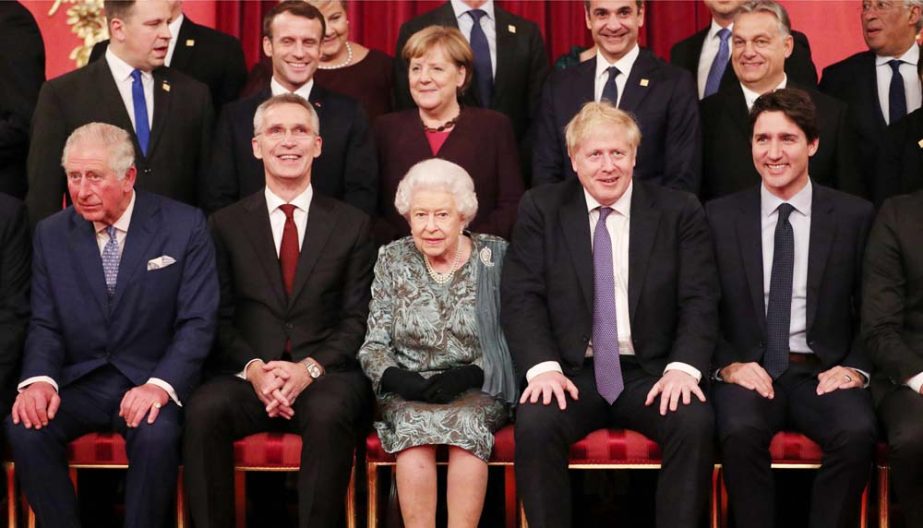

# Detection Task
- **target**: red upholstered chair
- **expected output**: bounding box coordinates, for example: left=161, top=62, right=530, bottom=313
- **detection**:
left=4, top=432, right=185, bottom=528
left=231, top=432, right=356, bottom=528
left=715, top=431, right=870, bottom=528
left=365, top=424, right=517, bottom=528
left=874, top=442, right=890, bottom=528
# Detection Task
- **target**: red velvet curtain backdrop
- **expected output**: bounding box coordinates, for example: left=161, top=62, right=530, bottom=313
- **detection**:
left=215, top=1, right=714, bottom=70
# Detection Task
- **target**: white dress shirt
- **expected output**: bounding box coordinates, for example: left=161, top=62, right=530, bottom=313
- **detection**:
left=525, top=182, right=702, bottom=383
left=906, top=372, right=923, bottom=393
left=697, top=19, right=733, bottom=99
left=165, top=13, right=184, bottom=66
left=105, top=48, right=154, bottom=131
left=594, top=44, right=640, bottom=107
left=875, top=44, right=922, bottom=125
left=19, top=192, right=183, bottom=405
left=741, top=75, right=787, bottom=111
left=238, top=186, right=314, bottom=379
left=450, top=0, right=497, bottom=77
left=271, top=77, right=314, bottom=101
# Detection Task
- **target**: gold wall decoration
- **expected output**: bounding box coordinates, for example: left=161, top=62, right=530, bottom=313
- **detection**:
left=49, top=0, right=108, bottom=68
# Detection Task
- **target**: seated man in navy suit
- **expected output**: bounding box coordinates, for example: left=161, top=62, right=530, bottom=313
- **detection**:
left=4, top=122, right=219, bottom=528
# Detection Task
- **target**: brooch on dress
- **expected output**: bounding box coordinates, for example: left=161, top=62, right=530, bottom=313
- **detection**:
left=479, top=247, right=494, bottom=267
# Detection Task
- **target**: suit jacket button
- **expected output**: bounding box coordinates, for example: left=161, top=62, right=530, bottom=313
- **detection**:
left=285, top=323, right=294, bottom=330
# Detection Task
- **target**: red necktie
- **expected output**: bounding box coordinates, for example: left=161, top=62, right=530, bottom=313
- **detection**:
left=279, top=204, right=299, bottom=296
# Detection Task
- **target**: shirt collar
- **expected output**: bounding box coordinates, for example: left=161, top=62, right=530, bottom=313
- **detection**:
left=583, top=180, right=633, bottom=219
left=105, top=47, right=150, bottom=82
left=760, top=178, right=812, bottom=219
left=595, top=43, right=640, bottom=81
left=875, top=42, right=920, bottom=66
left=451, top=0, right=495, bottom=20
left=707, top=18, right=732, bottom=41
left=264, top=184, right=313, bottom=215
left=271, top=77, right=313, bottom=101
left=94, top=190, right=136, bottom=234
left=741, top=74, right=787, bottom=110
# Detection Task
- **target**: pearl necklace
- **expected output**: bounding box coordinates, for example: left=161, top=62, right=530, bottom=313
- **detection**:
left=318, top=41, right=353, bottom=70
left=424, top=241, right=464, bottom=285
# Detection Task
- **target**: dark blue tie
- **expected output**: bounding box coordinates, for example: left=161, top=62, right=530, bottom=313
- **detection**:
left=131, top=69, right=151, bottom=156
left=764, top=203, right=795, bottom=379
left=102, top=225, right=120, bottom=297
left=601, top=66, right=620, bottom=106
left=704, top=28, right=731, bottom=98
left=592, top=207, right=624, bottom=404
left=888, top=59, right=907, bottom=125
left=467, top=9, right=493, bottom=108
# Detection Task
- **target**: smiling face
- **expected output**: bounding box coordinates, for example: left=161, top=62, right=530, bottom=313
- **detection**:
left=731, top=11, right=793, bottom=94
left=252, top=102, right=323, bottom=187
left=408, top=189, right=465, bottom=261
left=264, top=12, right=323, bottom=91
left=108, top=0, right=172, bottom=71
left=861, top=0, right=921, bottom=57
left=752, top=110, right=818, bottom=200
left=570, top=122, right=636, bottom=206
left=585, top=0, right=644, bottom=63
left=317, top=1, right=348, bottom=62
left=65, top=141, right=136, bottom=225
left=409, top=45, right=466, bottom=116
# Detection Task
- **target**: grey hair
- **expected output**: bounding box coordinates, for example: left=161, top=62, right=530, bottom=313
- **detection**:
left=736, top=0, right=792, bottom=36
left=907, top=0, right=923, bottom=32
left=253, top=93, right=320, bottom=136
left=61, top=122, right=135, bottom=180
left=394, top=159, right=478, bottom=225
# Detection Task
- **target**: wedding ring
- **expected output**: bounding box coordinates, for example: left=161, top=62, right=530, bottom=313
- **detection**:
left=844, top=375, right=852, bottom=383
left=153, top=402, right=162, bottom=409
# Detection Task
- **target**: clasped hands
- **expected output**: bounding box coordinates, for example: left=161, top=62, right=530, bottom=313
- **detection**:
left=12, top=381, right=169, bottom=430
left=520, top=369, right=705, bottom=415
left=381, top=365, right=484, bottom=404
left=248, top=360, right=314, bottom=420
left=719, top=362, right=865, bottom=399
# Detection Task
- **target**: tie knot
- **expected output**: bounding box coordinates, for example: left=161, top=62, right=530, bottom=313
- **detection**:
left=607, top=66, right=621, bottom=80
left=279, top=203, right=296, bottom=220
left=105, top=225, right=117, bottom=240
left=888, top=59, right=903, bottom=72
left=717, top=28, right=731, bottom=41
left=467, top=8, right=486, bottom=21
left=131, top=69, right=143, bottom=83
left=597, top=206, right=613, bottom=221
left=777, top=203, right=794, bottom=221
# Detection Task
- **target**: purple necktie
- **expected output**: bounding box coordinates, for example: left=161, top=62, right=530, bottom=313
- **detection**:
left=593, top=207, right=623, bottom=404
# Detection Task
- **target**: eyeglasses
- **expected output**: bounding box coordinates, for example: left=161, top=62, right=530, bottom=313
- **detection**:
left=256, top=125, right=317, bottom=142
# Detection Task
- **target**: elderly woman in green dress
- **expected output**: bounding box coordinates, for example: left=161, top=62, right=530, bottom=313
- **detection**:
left=358, top=158, right=517, bottom=528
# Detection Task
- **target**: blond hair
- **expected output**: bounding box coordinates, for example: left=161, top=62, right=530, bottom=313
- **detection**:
left=565, top=101, right=642, bottom=156
left=402, top=25, right=473, bottom=94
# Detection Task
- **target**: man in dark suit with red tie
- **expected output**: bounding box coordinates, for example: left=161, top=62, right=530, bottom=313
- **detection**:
left=183, top=94, right=374, bottom=528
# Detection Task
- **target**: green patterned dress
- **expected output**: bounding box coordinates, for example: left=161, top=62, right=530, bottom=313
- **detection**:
left=358, top=235, right=509, bottom=461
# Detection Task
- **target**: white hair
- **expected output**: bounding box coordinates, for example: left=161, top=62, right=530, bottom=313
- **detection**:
left=61, top=122, right=135, bottom=179
left=394, top=159, right=478, bottom=225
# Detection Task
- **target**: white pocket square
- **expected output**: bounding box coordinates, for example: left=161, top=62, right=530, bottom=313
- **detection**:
left=147, top=255, right=176, bottom=271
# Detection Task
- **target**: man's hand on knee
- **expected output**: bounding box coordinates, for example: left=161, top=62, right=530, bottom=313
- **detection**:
left=519, top=371, right=579, bottom=410
left=247, top=361, right=295, bottom=419
left=119, top=383, right=169, bottom=428
left=645, top=370, right=706, bottom=416
left=719, top=362, right=775, bottom=399
left=11, top=382, right=60, bottom=429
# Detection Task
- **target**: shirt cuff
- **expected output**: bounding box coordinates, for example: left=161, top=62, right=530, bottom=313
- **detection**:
left=18, top=376, right=58, bottom=393
left=905, top=371, right=923, bottom=394
left=853, top=369, right=871, bottom=389
left=238, top=359, right=264, bottom=381
left=147, top=378, right=182, bottom=407
left=526, top=361, right=563, bottom=383
left=664, top=362, right=702, bottom=383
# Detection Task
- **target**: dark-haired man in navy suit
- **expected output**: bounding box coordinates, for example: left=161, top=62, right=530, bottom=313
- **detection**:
left=4, top=122, right=218, bottom=528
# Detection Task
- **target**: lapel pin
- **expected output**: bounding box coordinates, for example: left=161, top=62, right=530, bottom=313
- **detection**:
left=162, top=80, right=171, bottom=92
left=313, top=100, right=321, bottom=108
left=508, top=24, right=516, bottom=33
left=185, top=39, right=195, bottom=47
left=640, top=79, right=649, bottom=87
left=918, top=138, right=923, bottom=149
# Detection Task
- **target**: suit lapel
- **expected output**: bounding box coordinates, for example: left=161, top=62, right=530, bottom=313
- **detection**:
left=724, top=86, right=751, bottom=137
left=806, top=185, right=835, bottom=331
left=493, top=9, right=515, bottom=105
left=168, top=18, right=195, bottom=72
left=289, top=196, right=336, bottom=305
left=860, top=52, right=888, bottom=131
left=111, top=192, right=159, bottom=311
left=627, top=183, right=660, bottom=319
left=736, top=188, right=767, bottom=334
left=560, top=183, right=594, bottom=315
left=148, top=68, right=171, bottom=157
left=69, top=211, right=109, bottom=313
left=241, top=192, right=288, bottom=309
left=575, top=59, right=597, bottom=109
left=619, top=50, right=656, bottom=112
left=92, top=61, right=136, bottom=141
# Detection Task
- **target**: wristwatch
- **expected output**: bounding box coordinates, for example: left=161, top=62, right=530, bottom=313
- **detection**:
left=303, top=359, right=323, bottom=379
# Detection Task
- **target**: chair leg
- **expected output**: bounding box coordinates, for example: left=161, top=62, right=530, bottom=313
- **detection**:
left=710, top=465, right=721, bottom=528
left=234, top=471, right=246, bottom=528
left=504, top=466, right=516, bottom=528
left=366, top=463, right=378, bottom=528
left=346, top=458, right=356, bottom=528
left=719, top=467, right=729, bottom=528
left=5, top=462, right=16, bottom=528
left=878, top=464, right=889, bottom=528
left=176, top=466, right=186, bottom=528
left=860, top=480, right=869, bottom=528
left=519, top=501, right=528, bottom=528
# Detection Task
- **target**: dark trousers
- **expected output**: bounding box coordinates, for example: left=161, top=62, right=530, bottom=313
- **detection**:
left=182, top=370, right=372, bottom=528
left=713, top=363, right=876, bottom=528
left=3, top=365, right=183, bottom=528
left=515, top=359, right=715, bottom=528
left=876, top=386, right=923, bottom=528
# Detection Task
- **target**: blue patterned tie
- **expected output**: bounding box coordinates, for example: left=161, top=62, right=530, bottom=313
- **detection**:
left=467, top=9, right=493, bottom=108
left=764, top=203, right=794, bottom=378
left=593, top=207, right=623, bottom=404
left=601, top=66, right=620, bottom=106
left=102, top=225, right=120, bottom=297
left=888, top=60, right=907, bottom=125
left=704, top=28, right=731, bottom=98
left=131, top=69, right=151, bottom=156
